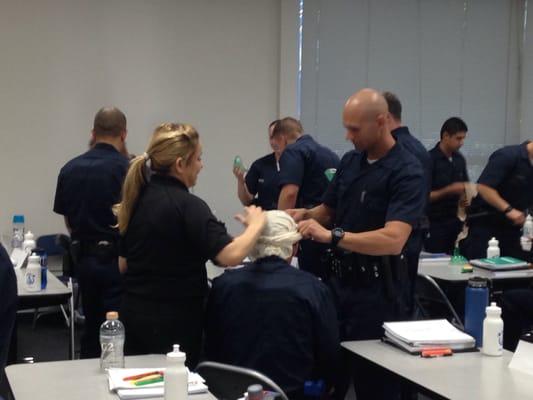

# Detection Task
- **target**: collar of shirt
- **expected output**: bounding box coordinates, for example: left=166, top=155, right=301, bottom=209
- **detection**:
left=150, top=174, right=189, bottom=191
left=362, top=142, right=404, bottom=170
left=431, top=142, right=459, bottom=161
left=92, top=142, right=120, bottom=153
left=247, top=255, right=290, bottom=272
left=391, top=126, right=411, bottom=138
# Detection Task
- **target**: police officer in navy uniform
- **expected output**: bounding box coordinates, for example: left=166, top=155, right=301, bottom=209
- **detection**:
left=233, top=120, right=283, bottom=210
left=205, top=210, right=339, bottom=399
left=53, top=107, right=129, bottom=358
left=0, top=243, right=17, bottom=397
left=460, top=140, right=533, bottom=261
left=291, top=89, right=425, bottom=400
left=426, top=117, right=469, bottom=254
left=384, top=92, right=431, bottom=310
left=276, top=117, right=340, bottom=279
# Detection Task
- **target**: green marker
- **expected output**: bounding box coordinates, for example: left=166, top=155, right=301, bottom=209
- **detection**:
left=234, top=155, right=247, bottom=172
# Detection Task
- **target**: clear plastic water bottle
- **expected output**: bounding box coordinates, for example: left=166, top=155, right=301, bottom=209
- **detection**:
left=11, top=215, right=25, bottom=249
left=99, top=311, right=125, bottom=371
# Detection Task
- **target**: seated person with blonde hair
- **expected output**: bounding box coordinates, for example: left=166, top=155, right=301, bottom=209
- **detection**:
left=205, top=211, right=339, bottom=399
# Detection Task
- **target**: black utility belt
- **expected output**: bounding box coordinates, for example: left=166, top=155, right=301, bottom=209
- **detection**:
left=72, top=239, right=118, bottom=257
left=324, top=250, right=386, bottom=285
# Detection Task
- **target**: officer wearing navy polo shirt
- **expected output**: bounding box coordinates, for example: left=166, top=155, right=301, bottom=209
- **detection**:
left=54, top=107, right=129, bottom=358
left=291, top=89, right=425, bottom=400
left=426, top=117, right=469, bottom=254
left=233, top=120, right=283, bottom=210
left=461, top=141, right=533, bottom=261
left=276, top=117, right=339, bottom=278
left=383, top=92, right=430, bottom=309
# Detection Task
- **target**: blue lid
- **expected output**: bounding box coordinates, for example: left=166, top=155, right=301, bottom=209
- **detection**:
left=13, top=215, right=25, bottom=224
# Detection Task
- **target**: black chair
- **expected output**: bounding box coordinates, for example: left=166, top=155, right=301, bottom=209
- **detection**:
left=414, top=273, right=464, bottom=330
left=196, top=361, right=289, bottom=400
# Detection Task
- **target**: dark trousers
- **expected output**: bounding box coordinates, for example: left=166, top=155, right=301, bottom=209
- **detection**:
left=77, top=256, right=123, bottom=359
left=121, top=296, right=205, bottom=369
left=425, top=217, right=463, bottom=254
left=298, top=239, right=329, bottom=280
left=460, top=221, right=529, bottom=261
left=501, top=289, right=533, bottom=351
left=329, top=277, right=407, bottom=400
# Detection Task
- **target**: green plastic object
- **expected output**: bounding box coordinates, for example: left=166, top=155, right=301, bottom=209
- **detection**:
left=324, top=168, right=337, bottom=182
left=233, top=155, right=246, bottom=172
left=450, top=247, right=468, bottom=266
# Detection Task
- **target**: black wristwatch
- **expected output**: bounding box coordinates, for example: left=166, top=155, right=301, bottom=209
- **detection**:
left=503, top=205, right=514, bottom=214
left=331, top=227, right=345, bottom=248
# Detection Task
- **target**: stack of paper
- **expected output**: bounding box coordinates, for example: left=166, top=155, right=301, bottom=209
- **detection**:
left=469, top=257, right=529, bottom=271
left=383, top=319, right=475, bottom=353
left=108, top=368, right=208, bottom=399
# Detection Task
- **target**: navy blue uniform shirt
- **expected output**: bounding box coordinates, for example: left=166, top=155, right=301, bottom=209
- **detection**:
left=278, top=135, right=340, bottom=208
left=323, top=144, right=425, bottom=233
left=0, top=243, right=17, bottom=370
left=392, top=126, right=431, bottom=202
left=53, top=143, right=129, bottom=241
left=205, top=256, right=339, bottom=396
left=428, top=143, right=469, bottom=220
left=245, top=153, right=280, bottom=210
left=470, top=141, right=533, bottom=219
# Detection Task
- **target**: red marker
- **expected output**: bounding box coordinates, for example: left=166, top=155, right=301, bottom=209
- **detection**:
left=123, top=370, right=164, bottom=381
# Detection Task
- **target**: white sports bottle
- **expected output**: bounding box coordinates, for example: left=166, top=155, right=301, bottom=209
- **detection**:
left=164, top=344, right=187, bottom=400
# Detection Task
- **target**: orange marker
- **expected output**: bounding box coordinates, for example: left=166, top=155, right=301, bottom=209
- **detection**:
left=420, top=348, right=453, bottom=358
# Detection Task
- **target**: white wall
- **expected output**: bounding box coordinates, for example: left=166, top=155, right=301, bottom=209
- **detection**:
left=0, top=0, right=283, bottom=238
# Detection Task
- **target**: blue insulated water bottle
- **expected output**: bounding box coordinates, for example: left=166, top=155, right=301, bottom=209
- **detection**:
left=464, top=277, right=489, bottom=347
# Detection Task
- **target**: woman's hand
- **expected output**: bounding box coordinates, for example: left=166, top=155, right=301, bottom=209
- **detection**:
left=235, top=205, right=266, bottom=229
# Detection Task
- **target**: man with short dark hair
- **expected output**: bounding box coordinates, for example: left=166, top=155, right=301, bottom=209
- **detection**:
left=383, top=91, right=431, bottom=310
left=275, top=117, right=339, bottom=279
left=426, top=117, right=469, bottom=254
left=54, top=107, right=129, bottom=358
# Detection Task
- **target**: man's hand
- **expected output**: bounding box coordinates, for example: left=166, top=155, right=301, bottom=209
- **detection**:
left=298, top=219, right=331, bottom=243
left=448, top=182, right=466, bottom=196
left=286, top=208, right=307, bottom=222
left=506, top=208, right=526, bottom=226
left=232, top=166, right=245, bottom=182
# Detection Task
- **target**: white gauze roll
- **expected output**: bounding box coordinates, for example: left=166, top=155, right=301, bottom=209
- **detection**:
left=248, top=210, right=302, bottom=261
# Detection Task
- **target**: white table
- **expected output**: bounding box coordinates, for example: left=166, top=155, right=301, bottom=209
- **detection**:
left=15, top=268, right=75, bottom=359
left=342, top=340, right=533, bottom=400
left=6, top=354, right=215, bottom=400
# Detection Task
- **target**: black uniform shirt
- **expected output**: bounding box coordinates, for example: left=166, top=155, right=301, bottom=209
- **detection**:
left=0, top=244, right=17, bottom=369
left=245, top=153, right=280, bottom=210
left=323, top=144, right=425, bottom=233
left=205, top=256, right=339, bottom=396
left=278, top=135, right=340, bottom=208
left=53, top=143, right=129, bottom=241
left=120, top=174, right=233, bottom=302
left=470, top=141, right=533, bottom=218
left=428, top=143, right=469, bottom=221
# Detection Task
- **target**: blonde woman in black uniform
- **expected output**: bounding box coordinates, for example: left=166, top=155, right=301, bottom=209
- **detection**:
left=115, top=123, right=266, bottom=368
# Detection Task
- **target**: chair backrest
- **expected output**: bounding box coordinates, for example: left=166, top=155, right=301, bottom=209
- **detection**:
left=414, top=273, right=464, bottom=330
left=196, top=361, right=289, bottom=400
left=36, top=234, right=66, bottom=256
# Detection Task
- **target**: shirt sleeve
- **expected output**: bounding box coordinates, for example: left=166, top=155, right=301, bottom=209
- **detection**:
left=244, top=160, right=260, bottom=196
left=477, top=149, right=515, bottom=188
left=278, top=146, right=305, bottom=188
left=386, top=163, right=425, bottom=226
left=184, top=197, right=233, bottom=262
left=53, top=171, right=66, bottom=215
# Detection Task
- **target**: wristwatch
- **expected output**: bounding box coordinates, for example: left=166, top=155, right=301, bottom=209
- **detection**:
left=503, top=205, right=514, bottom=214
left=331, top=227, right=345, bottom=248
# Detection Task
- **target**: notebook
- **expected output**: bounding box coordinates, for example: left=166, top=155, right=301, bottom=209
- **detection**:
left=469, top=257, right=530, bottom=271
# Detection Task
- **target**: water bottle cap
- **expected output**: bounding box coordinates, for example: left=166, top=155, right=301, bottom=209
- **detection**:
left=527, top=214, right=532, bottom=221
left=247, top=384, right=263, bottom=395
left=24, top=231, right=35, bottom=240
left=486, top=302, right=501, bottom=315
left=167, top=344, right=186, bottom=359
left=106, top=311, right=119, bottom=320
left=488, top=237, right=499, bottom=246
left=468, top=276, right=488, bottom=288
left=13, top=215, right=25, bottom=224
